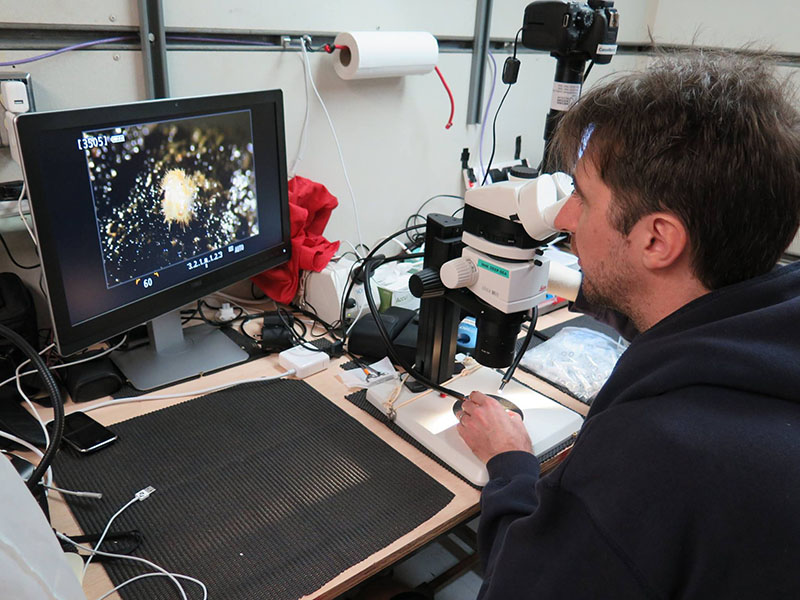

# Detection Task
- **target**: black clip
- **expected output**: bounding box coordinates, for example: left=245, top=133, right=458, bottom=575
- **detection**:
left=60, top=529, right=143, bottom=562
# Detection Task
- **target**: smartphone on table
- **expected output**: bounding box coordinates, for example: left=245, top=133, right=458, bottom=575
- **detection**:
left=51, top=412, right=118, bottom=454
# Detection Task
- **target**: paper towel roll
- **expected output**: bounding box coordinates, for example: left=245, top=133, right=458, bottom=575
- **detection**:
left=333, top=31, right=438, bottom=80
left=0, top=457, right=87, bottom=599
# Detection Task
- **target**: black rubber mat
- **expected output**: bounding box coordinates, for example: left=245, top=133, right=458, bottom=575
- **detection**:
left=54, top=379, right=455, bottom=600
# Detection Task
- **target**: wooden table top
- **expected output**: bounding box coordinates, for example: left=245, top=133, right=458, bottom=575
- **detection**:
left=44, top=305, right=589, bottom=599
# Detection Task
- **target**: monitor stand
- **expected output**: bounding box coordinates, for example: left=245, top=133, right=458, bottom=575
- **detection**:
left=111, top=310, right=249, bottom=391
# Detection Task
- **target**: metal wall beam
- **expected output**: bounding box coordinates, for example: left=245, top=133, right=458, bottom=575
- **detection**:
left=137, top=0, right=169, bottom=98
left=466, top=0, right=493, bottom=125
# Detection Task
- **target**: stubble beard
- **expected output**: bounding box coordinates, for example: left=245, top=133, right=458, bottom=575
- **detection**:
left=577, top=239, right=641, bottom=326
left=581, top=267, right=630, bottom=315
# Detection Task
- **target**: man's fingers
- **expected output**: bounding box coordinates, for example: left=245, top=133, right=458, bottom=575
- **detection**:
left=505, top=408, right=522, bottom=420
left=468, top=391, right=488, bottom=405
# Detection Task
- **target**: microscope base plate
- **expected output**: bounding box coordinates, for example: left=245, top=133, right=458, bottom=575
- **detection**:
left=366, top=367, right=583, bottom=486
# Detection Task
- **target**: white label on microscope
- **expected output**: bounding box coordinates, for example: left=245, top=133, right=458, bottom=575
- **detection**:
left=551, top=82, right=582, bottom=111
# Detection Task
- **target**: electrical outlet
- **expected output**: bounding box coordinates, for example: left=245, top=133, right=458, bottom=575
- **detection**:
left=0, top=72, right=35, bottom=112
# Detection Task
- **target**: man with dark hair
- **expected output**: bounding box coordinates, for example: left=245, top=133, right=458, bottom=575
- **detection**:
left=457, top=51, right=800, bottom=598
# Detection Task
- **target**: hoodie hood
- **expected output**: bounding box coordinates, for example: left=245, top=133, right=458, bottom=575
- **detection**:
left=591, top=261, right=800, bottom=414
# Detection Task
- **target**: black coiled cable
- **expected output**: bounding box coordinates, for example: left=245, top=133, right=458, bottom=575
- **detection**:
left=0, top=323, right=64, bottom=491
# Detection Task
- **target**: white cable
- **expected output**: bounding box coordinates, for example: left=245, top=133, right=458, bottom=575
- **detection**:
left=42, top=483, right=103, bottom=499
left=11, top=342, right=55, bottom=451
left=1, top=343, right=57, bottom=492
left=56, top=532, right=189, bottom=600
left=17, top=181, right=37, bottom=247
left=2, top=340, right=121, bottom=494
left=83, top=486, right=155, bottom=576
left=0, top=335, right=126, bottom=391
left=206, top=292, right=263, bottom=313
left=0, top=430, right=52, bottom=486
left=76, top=372, right=294, bottom=415
left=4, top=340, right=122, bottom=496
left=337, top=239, right=364, bottom=258
left=298, top=317, right=328, bottom=338
left=93, top=572, right=208, bottom=600
left=211, top=291, right=279, bottom=316
left=57, top=334, right=127, bottom=367
left=290, top=42, right=313, bottom=178
left=81, top=498, right=134, bottom=576
left=372, top=236, right=409, bottom=253
left=344, top=305, right=368, bottom=336
left=299, top=39, right=366, bottom=256
left=212, top=291, right=268, bottom=307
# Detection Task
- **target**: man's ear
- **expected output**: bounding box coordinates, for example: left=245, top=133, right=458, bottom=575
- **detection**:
left=637, top=213, right=689, bottom=271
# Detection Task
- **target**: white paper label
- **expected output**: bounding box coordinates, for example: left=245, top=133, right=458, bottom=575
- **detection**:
left=596, top=44, right=618, bottom=55
left=551, top=82, right=582, bottom=111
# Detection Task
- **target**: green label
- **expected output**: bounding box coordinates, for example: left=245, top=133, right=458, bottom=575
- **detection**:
left=477, top=259, right=509, bottom=278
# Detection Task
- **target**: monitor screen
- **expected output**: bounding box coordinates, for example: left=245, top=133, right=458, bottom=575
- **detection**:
left=15, top=90, right=290, bottom=385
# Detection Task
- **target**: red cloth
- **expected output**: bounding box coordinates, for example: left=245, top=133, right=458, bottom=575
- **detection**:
left=251, top=176, right=340, bottom=304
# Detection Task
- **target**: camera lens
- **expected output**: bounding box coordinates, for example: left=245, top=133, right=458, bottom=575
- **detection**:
left=474, top=310, right=525, bottom=368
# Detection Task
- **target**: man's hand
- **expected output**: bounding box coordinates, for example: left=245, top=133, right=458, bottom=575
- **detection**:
left=456, top=391, right=533, bottom=464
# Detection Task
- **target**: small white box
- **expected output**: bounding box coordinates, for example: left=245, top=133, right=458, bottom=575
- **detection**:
left=300, top=258, right=378, bottom=325
left=278, top=345, right=330, bottom=378
left=378, top=276, right=420, bottom=311
left=374, top=262, right=421, bottom=311
left=0, top=81, right=30, bottom=113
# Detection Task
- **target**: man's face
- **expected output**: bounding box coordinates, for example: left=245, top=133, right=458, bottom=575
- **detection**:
left=553, top=157, right=639, bottom=315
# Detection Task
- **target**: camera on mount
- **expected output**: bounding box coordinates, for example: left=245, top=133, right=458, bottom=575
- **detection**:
left=520, top=1, right=619, bottom=169
left=522, top=0, right=619, bottom=63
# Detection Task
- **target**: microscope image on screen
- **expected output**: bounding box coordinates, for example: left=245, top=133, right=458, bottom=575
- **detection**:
left=83, top=110, right=260, bottom=289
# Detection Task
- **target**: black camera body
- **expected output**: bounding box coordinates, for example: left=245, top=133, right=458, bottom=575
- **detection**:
left=522, top=0, right=619, bottom=64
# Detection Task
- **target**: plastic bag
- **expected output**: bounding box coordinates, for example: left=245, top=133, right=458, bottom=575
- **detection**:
left=521, top=326, right=627, bottom=404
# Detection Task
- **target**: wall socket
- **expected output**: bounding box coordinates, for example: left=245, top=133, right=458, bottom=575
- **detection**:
left=0, top=72, right=36, bottom=112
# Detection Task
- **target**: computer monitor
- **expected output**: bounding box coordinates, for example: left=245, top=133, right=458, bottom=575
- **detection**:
left=14, top=90, right=291, bottom=390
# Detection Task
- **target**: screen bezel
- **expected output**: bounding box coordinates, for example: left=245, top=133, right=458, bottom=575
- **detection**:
left=15, top=90, right=291, bottom=355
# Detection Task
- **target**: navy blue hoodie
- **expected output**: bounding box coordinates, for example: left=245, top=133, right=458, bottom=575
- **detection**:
left=477, top=262, right=800, bottom=599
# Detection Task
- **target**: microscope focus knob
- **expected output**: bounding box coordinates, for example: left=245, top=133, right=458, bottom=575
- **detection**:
left=440, top=257, right=479, bottom=289
left=409, top=268, right=445, bottom=298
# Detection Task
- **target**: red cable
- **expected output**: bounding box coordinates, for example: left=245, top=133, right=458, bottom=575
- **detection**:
left=434, top=66, right=454, bottom=129
left=325, top=44, right=349, bottom=53
left=327, top=45, right=453, bottom=130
